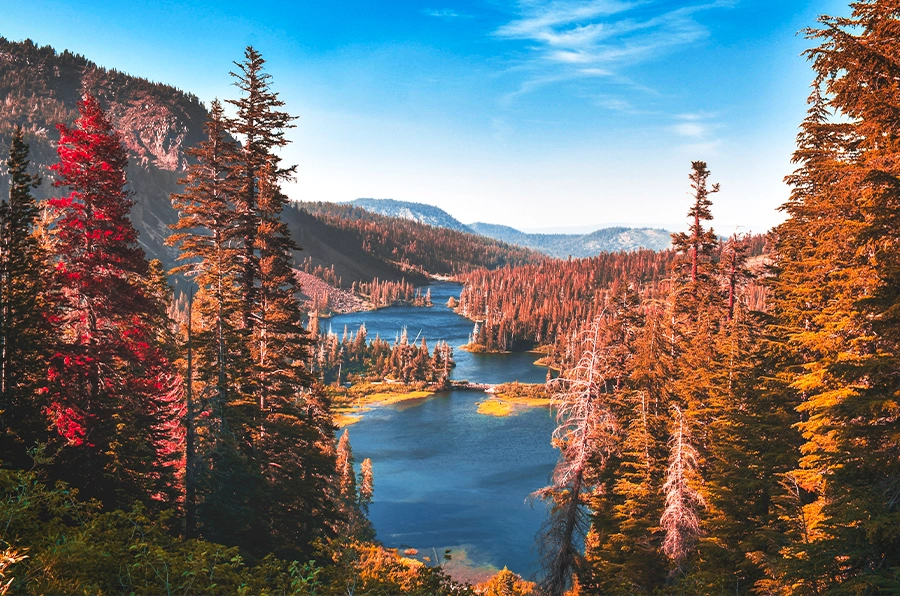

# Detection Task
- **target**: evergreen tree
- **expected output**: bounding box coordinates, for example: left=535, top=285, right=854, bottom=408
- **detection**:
left=46, top=94, right=182, bottom=509
left=765, top=2, right=900, bottom=589
left=0, top=127, right=51, bottom=467
left=536, top=314, right=622, bottom=596
left=227, top=46, right=296, bottom=330
left=671, top=161, right=719, bottom=287
left=168, top=98, right=260, bottom=547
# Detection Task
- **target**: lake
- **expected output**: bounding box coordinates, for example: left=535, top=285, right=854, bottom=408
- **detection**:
left=326, top=282, right=558, bottom=580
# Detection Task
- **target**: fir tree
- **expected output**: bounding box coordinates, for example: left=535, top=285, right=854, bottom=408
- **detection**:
left=765, top=2, right=900, bottom=588
left=168, top=98, right=259, bottom=546
left=0, top=126, right=51, bottom=466
left=660, top=406, right=705, bottom=566
left=671, top=161, right=719, bottom=287
left=227, top=46, right=296, bottom=330
left=536, top=314, right=621, bottom=596
left=168, top=98, right=246, bottom=417
left=46, top=94, right=182, bottom=509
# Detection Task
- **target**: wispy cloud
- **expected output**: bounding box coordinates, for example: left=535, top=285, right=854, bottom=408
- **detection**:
left=493, top=0, right=736, bottom=101
left=670, top=112, right=721, bottom=154
left=424, top=8, right=473, bottom=19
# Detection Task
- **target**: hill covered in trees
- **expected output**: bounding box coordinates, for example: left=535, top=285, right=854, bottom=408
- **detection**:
left=0, top=36, right=207, bottom=270
left=296, top=201, right=542, bottom=280
left=342, top=198, right=674, bottom=258
left=457, top=233, right=766, bottom=354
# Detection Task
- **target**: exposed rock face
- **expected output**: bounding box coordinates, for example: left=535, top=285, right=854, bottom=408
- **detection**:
left=0, top=37, right=208, bottom=271
left=294, top=270, right=372, bottom=314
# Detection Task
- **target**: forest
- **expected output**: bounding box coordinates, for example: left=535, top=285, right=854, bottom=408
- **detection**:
left=1, top=1, right=900, bottom=594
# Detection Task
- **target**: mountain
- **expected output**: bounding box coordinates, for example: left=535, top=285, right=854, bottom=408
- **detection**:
left=345, top=199, right=673, bottom=258
left=467, top=222, right=672, bottom=258
left=0, top=37, right=209, bottom=273
left=347, top=198, right=472, bottom=232
left=0, top=38, right=540, bottom=288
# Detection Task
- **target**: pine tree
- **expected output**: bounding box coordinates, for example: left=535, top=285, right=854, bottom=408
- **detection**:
left=660, top=406, right=705, bottom=566
left=358, top=457, right=373, bottom=517
left=46, top=94, right=182, bottom=509
left=0, top=126, right=51, bottom=466
left=536, top=314, right=622, bottom=596
left=671, top=161, right=719, bottom=287
left=584, top=299, right=672, bottom=592
left=168, top=99, right=246, bottom=417
left=227, top=46, right=296, bottom=330
left=168, top=98, right=259, bottom=546
left=336, top=429, right=359, bottom=529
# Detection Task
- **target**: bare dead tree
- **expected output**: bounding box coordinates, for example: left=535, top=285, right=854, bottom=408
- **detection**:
left=534, top=314, right=620, bottom=596
left=660, top=405, right=705, bottom=565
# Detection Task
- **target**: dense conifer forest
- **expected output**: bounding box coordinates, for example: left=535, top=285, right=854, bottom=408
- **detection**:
left=2, top=1, right=900, bottom=594
left=296, top=201, right=542, bottom=278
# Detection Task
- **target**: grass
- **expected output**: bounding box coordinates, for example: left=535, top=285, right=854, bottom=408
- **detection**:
left=330, top=382, right=436, bottom=427
left=476, top=382, right=551, bottom=417
left=476, top=399, right=514, bottom=417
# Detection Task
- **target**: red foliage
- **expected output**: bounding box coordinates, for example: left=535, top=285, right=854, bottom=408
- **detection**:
left=45, top=95, right=183, bottom=507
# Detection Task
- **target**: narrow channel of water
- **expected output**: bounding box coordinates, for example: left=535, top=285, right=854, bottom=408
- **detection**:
left=326, top=282, right=557, bottom=579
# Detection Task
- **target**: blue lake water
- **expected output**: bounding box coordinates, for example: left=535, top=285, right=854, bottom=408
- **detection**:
left=327, top=282, right=558, bottom=579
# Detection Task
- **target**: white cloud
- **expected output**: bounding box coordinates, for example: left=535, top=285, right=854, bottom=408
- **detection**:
left=424, top=8, right=473, bottom=19
left=494, top=0, right=736, bottom=99
left=673, top=122, right=706, bottom=137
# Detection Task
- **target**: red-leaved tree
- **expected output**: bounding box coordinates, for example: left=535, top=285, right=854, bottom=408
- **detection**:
left=46, top=94, right=183, bottom=509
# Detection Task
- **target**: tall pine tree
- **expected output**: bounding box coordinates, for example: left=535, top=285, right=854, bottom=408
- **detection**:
left=227, top=46, right=296, bottom=330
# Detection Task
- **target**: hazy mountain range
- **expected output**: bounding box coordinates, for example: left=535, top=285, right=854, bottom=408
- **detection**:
left=343, top=199, right=673, bottom=258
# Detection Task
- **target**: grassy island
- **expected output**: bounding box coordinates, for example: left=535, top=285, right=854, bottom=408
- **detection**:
left=476, top=382, right=550, bottom=417
left=330, top=382, right=439, bottom=427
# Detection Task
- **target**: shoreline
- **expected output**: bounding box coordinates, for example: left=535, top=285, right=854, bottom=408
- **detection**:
left=331, top=382, right=438, bottom=427
left=476, top=382, right=550, bottom=417
left=458, top=343, right=511, bottom=354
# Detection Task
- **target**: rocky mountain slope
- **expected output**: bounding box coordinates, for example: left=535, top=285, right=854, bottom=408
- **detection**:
left=0, top=37, right=208, bottom=271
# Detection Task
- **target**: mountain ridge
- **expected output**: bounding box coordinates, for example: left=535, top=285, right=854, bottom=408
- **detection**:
left=339, top=198, right=673, bottom=257
left=347, top=198, right=472, bottom=232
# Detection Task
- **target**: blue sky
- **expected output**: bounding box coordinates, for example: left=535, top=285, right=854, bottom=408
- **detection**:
left=2, top=0, right=850, bottom=232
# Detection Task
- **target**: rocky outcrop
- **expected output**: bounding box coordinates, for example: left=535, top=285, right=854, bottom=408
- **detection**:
left=0, top=37, right=207, bottom=271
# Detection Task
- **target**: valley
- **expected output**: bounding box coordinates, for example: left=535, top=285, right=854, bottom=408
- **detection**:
left=3, top=3, right=900, bottom=593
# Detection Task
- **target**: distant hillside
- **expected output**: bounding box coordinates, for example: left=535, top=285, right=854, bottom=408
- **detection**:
left=346, top=199, right=673, bottom=257
left=348, top=198, right=472, bottom=232
left=0, top=38, right=540, bottom=287
left=468, top=222, right=672, bottom=258
left=297, top=202, right=543, bottom=279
